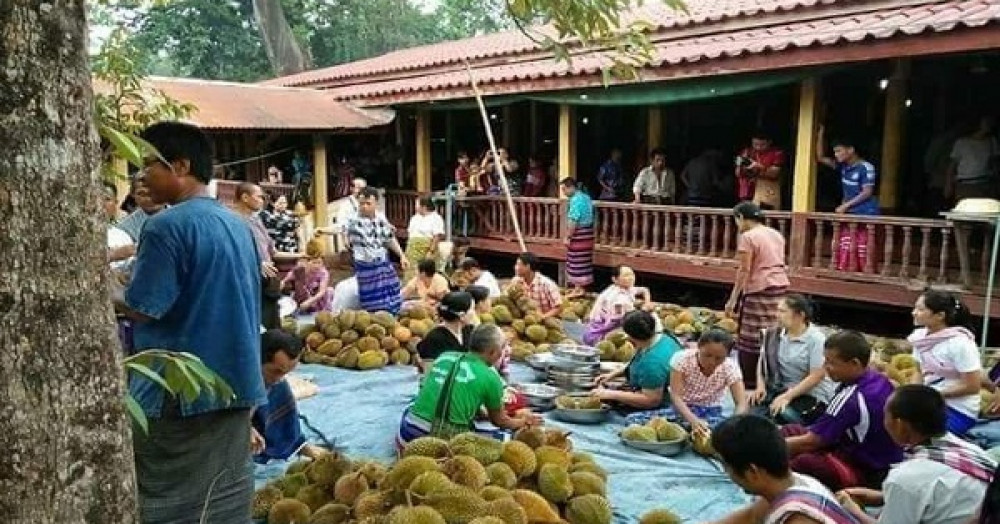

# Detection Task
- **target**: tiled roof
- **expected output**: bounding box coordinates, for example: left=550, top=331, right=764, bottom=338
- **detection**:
left=262, top=0, right=1000, bottom=104
left=95, top=77, right=394, bottom=130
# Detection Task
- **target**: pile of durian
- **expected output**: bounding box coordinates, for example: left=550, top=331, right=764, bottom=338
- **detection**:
left=558, top=295, right=595, bottom=323
left=620, top=417, right=716, bottom=458
left=478, top=287, right=573, bottom=362
left=554, top=396, right=603, bottom=411
left=286, top=307, right=436, bottom=371
left=594, top=331, right=637, bottom=363
left=656, top=304, right=737, bottom=338
left=252, top=428, right=676, bottom=524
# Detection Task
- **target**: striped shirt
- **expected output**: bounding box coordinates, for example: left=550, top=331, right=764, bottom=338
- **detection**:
left=346, top=213, right=394, bottom=263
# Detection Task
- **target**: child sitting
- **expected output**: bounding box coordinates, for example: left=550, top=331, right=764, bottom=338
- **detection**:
left=281, top=240, right=331, bottom=314
left=663, top=328, right=748, bottom=435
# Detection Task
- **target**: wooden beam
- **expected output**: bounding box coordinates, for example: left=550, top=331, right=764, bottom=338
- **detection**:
left=879, top=59, right=910, bottom=211
left=312, top=134, right=328, bottom=232
left=792, top=78, right=820, bottom=213
left=558, top=104, right=576, bottom=192
left=647, top=107, right=663, bottom=151
left=415, top=109, right=432, bottom=192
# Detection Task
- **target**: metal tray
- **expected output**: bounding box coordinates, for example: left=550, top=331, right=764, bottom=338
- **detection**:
left=551, top=405, right=611, bottom=424
left=620, top=435, right=688, bottom=456
left=551, top=343, right=600, bottom=363
left=514, top=383, right=563, bottom=411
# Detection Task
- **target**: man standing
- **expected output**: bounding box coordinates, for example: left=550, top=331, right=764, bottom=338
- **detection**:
left=234, top=182, right=301, bottom=330
left=117, top=175, right=166, bottom=243
left=633, top=148, right=675, bottom=204
left=681, top=149, right=728, bottom=207
left=562, top=177, right=595, bottom=298
left=316, top=176, right=366, bottom=252
left=947, top=116, right=998, bottom=202
left=347, top=187, right=409, bottom=314
left=506, top=252, right=562, bottom=319
left=736, top=130, right=786, bottom=210
left=459, top=257, right=502, bottom=297
left=598, top=148, right=624, bottom=200
left=114, top=121, right=265, bottom=524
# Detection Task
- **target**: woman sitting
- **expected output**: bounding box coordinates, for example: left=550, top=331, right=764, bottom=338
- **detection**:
left=753, top=294, right=836, bottom=425
left=415, top=292, right=474, bottom=373
left=397, top=324, right=543, bottom=449
left=907, top=290, right=982, bottom=436
left=402, top=259, right=451, bottom=309
left=659, top=328, right=748, bottom=434
left=582, top=265, right=655, bottom=345
left=280, top=239, right=331, bottom=314
left=591, top=310, right=682, bottom=415
left=838, top=385, right=996, bottom=524
left=403, top=196, right=445, bottom=282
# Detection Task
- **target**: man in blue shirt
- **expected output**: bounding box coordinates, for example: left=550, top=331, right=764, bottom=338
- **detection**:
left=816, top=126, right=880, bottom=272
left=597, top=148, right=624, bottom=200
left=113, top=121, right=265, bottom=524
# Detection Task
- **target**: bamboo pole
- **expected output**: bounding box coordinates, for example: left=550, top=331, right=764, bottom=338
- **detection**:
left=464, top=61, right=527, bottom=252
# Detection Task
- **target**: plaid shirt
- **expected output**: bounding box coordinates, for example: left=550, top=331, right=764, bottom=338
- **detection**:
left=346, top=213, right=394, bottom=263
left=509, top=273, right=562, bottom=314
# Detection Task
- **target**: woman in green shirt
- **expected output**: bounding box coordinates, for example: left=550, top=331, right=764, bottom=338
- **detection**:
left=396, top=324, right=543, bottom=450
left=592, top=310, right=682, bottom=413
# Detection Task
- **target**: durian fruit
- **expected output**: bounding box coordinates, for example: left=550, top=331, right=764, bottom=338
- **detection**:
left=409, top=471, right=455, bottom=498
left=560, top=310, right=580, bottom=322
left=305, top=331, right=326, bottom=350
left=512, top=427, right=546, bottom=449
left=654, top=421, right=687, bottom=442
left=365, top=324, right=388, bottom=340
left=480, top=486, right=512, bottom=502
left=333, top=471, right=369, bottom=506
left=639, top=508, right=683, bottom=524
left=534, top=445, right=571, bottom=470
left=487, top=497, right=528, bottom=524
left=543, top=429, right=572, bottom=451
left=421, top=486, right=490, bottom=524
left=596, top=341, right=616, bottom=360
left=982, top=389, right=997, bottom=417
left=394, top=326, right=413, bottom=343
left=555, top=395, right=579, bottom=410
left=353, top=491, right=391, bottom=520
left=411, top=319, right=433, bottom=337
left=252, top=485, right=283, bottom=520
left=337, top=310, right=357, bottom=330
left=301, top=349, right=324, bottom=364
left=614, top=341, right=636, bottom=362
left=298, top=324, right=318, bottom=339
left=372, top=311, right=396, bottom=329
left=469, top=517, right=506, bottom=524
left=390, top=348, right=411, bottom=365
left=716, top=318, right=738, bottom=333
left=381, top=336, right=401, bottom=352
left=570, top=462, right=608, bottom=481
left=479, top=313, right=496, bottom=324
left=692, top=431, right=716, bottom=457
left=509, top=489, right=561, bottom=523
left=354, top=461, right=389, bottom=486
left=308, top=502, right=351, bottom=524
left=485, top=462, right=517, bottom=489
left=500, top=440, right=537, bottom=479
left=357, top=336, right=382, bottom=353
left=354, top=311, right=372, bottom=331
left=407, top=304, right=431, bottom=320
left=524, top=325, right=548, bottom=343
left=607, top=330, right=628, bottom=346
left=340, top=329, right=360, bottom=346
left=278, top=472, right=310, bottom=497
left=269, top=498, right=312, bottom=524
left=545, top=329, right=563, bottom=344
left=317, top=339, right=344, bottom=357
left=387, top=505, right=447, bottom=524
left=566, top=494, right=612, bottom=524
left=404, top=436, right=452, bottom=459
left=491, top=305, right=514, bottom=324
left=306, top=451, right=352, bottom=487
left=358, top=350, right=388, bottom=370
left=281, top=317, right=298, bottom=334
left=443, top=455, right=489, bottom=490
left=537, top=464, right=573, bottom=504
left=315, top=311, right=336, bottom=328
left=890, top=354, right=920, bottom=371
left=622, top=424, right=657, bottom=442
left=381, top=456, right=440, bottom=493
left=512, top=319, right=526, bottom=335
left=322, top=323, right=342, bottom=341
left=569, top=471, right=606, bottom=497
left=449, top=432, right=503, bottom=466
left=296, top=484, right=333, bottom=512
left=571, top=451, right=595, bottom=465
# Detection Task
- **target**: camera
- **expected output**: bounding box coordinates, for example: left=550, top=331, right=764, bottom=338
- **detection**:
left=735, top=155, right=754, bottom=168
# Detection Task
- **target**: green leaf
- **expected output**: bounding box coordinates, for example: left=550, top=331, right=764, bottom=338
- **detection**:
left=125, top=395, right=149, bottom=434
left=125, top=361, right=175, bottom=395
left=99, top=124, right=144, bottom=166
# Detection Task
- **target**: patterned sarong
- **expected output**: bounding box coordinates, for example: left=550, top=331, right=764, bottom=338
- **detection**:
left=356, top=258, right=402, bottom=315
left=736, top=286, right=787, bottom=389
left=566, top=224, right=595, bottom=287
left=625, top=405, right=725, bottom=429
left=252, top=380, right=305, bottom=464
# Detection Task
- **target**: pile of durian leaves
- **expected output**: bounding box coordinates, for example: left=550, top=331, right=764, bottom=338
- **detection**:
left=254, top=429, right=685, bottom=524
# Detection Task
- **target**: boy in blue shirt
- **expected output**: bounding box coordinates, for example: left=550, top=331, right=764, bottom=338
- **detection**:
left=113, top=121, right=264, bottom=524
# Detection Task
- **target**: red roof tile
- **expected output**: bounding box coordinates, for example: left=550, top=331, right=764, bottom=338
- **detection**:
left=317, top=0, right=999, bottom=102
left=95, top=77, right=394, bottom=130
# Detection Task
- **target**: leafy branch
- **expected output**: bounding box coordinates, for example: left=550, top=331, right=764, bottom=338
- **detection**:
left=124, top=351, right=236, bottom=433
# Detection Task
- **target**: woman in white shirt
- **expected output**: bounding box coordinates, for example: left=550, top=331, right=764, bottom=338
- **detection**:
left=907, top=290, right=982, bottom=436
left=838, top=384, right=996, bottom=524
left=404, top=196, right=445, bottom=282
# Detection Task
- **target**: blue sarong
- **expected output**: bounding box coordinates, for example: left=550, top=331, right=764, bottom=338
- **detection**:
left=395, top=406, right=507, bottom=454
left=626, top=405, right=725, bottom=430
left=252, top=380, right=305, bottom=464
left=356, top=258, right=402, bottom=315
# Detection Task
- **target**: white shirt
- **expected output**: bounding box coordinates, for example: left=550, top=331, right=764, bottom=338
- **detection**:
left=107, top=225, right=134, bottom=271
left=950, top=136, right=998, bottom=182
left=407, top=211, right=445, bottom=239
left=878, top=434, right=989, bottom=524
left=330, top=277, right=360, bottom=313
left=334, top=196, right=360, bottom=234
left=909, top=328, right=982, bottom=419
left=632, top=166, right=676, bottom=201
left=473, top=270, right=502, bottom=298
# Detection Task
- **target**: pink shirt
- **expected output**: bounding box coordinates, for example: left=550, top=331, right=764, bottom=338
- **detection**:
left=737, top=225, right=789, bottom=294
left=671, top=350, right=742, bottom=408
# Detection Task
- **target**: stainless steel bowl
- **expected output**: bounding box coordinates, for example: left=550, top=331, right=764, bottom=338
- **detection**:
left=552, top=405, right=611, bottom=424
left=514, top=383, right=563, bottom=411
left=551, top=344, right=600, bottom=364
left=621, top=436, right=688, bottom=456
left=526, top=352, right=553, bottom=371
left=548, top=358, right=600, bottom=372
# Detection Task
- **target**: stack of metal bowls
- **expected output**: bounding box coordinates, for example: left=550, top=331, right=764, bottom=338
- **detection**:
left=547, top=344, right=600, bottom=392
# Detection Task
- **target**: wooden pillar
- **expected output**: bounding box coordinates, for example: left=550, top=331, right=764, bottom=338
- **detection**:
left=558, top=104, right=576, bottom=188
left=415, top=109, right=432, bottom=192
left=312, top=134, right=328, bottom=230
left=879, top=59, right=910, bottom=212
left=792, top=78, right=820, bottom=213
left=647, top=106, right=663, bottom=151
left=395, top=116, right=404, bottom=187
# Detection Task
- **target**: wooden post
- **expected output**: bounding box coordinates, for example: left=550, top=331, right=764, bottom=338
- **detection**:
left=415, top=109, right=432, bottom=192
left=792, top=78, right=820, bottom=213
left=879, top=59, right=910, bottom=212
left=558, top=104, right=576, bottom=191
left=395, top=116, right=404, bottom=188
left=647, top=106, right=663, bottom=151
left=312, top=134, right=328, bottom=233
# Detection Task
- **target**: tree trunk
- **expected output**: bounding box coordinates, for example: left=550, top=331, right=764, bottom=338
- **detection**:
left=0, top=3, right=138, bottom=523
left=252, top=0, right=312, bottom=76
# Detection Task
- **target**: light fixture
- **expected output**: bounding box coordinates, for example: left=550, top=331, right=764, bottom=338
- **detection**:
left=879, top=78, right=889, bottom=90
left=489, top=113, right=497, bottom=120
left=581, top=117, right=590, bottom=125
left=580, top=94, right=589, bottom=100
left=905, top=99, right=913, bottom=108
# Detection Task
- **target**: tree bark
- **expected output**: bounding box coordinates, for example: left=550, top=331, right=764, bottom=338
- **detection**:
left=0, top=2, right=138, bottom=523
left=252, top=0, right=312, bottom=76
